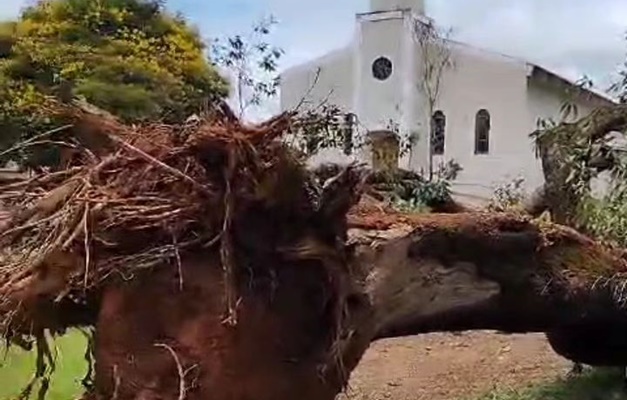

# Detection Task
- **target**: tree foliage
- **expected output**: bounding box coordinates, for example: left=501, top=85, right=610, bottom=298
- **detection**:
left=0, top=0, right=228, bottom=166
left=390, top=160, right=461, bottom=212
left=532, top=98, right=627, bottom=246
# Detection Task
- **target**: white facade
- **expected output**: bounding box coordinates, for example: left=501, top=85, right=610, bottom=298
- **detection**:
left=279, top=1, right=614, bottom=205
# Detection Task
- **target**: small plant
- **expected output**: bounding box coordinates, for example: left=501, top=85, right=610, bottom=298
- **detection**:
left=489, top=177, right=526, bottom=212
left=390, top=160, right=461, bottom=213
left=433, top=159, right=462, bottom=181
left=212, top=15, right=284, bottom=119
left=414, top=178, right=451, bottom=202
left=391, top=195, right=431, bottom=213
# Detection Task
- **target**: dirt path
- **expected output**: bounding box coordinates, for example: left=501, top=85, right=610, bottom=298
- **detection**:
left=342, top=331, right=571, bottom=400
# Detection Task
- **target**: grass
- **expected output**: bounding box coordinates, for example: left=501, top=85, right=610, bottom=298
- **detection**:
left=0, top=331, right=88, bottom=400
left=475, top=368, right=627, bottom=400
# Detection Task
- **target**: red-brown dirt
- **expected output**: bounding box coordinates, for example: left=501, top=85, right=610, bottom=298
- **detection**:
left=341, top=331, right=570, bottom=400
left=92, top=249, right=370, bottom=400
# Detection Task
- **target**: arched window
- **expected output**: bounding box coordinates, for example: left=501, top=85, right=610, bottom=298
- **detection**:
left=431, top=110, right=446, bottom=155
left=475, top=109, right=491, bottom=154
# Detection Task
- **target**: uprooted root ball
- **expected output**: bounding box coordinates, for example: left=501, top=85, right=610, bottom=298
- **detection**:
left=0, top=102, right=368, bottom=398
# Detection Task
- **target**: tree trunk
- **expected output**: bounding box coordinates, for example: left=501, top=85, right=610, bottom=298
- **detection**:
left=529, top=104, right=627, bottom=366
left=352, top=212, right=627, bottom=340
left=86, top=210, right=627, bottom=399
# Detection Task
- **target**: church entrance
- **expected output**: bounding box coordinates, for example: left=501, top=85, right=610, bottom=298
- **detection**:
left=369, top=131, right=400, bottom=172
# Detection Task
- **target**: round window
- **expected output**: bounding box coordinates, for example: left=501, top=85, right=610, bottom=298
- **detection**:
left=372, top=57, right=393, bottom=81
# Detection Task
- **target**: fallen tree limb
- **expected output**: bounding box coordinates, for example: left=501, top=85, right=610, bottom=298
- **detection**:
left=313, top=163, right=469, bottom=214
left=527, top=104, right=627, bottom=366
left=349, top=209, right=627, bottom=340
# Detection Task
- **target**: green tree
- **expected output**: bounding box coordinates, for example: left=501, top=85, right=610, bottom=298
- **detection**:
left=0, top=0, right=228, bottom=166
left=212, top=16, right=283, bottom=119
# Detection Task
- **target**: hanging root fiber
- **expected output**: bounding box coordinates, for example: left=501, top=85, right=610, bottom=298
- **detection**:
left=0, top=101, right=345, bottom=341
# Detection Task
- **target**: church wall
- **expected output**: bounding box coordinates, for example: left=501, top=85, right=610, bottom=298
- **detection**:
left=278, top=6, right=616, bottom=207
left=353, top=11, right=423, bottom=170
left=427, top=44, right=541, bottom=204
left=526, top=79, right=598, bottom=127
left=279, top=47, right=358, bottom=166
left=280, top=47, right=354, bottom=113
left=281, top=10, right=423, bottom=170
left=278, top=11, right=436, bottom=173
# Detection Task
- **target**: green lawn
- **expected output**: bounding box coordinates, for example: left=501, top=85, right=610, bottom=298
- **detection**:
left=0, top=331, right=87, bottom=400
left=475, top=368, right=627, bottom=400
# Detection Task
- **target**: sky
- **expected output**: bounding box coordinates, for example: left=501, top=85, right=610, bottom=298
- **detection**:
left=2, top=0, right=626, bottom=118
left=186, top=0, right=627, bottom=88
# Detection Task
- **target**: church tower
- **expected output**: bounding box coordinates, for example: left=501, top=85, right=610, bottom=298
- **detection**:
left=369, top=0, right=425, bottom=15
left=352, top=0, right=429, bottom=171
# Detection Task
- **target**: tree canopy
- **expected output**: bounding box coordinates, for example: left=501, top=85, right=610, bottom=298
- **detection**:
left=0, top=0, right=228, bottom=166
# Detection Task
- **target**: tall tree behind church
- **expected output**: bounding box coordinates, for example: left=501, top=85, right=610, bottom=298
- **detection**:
left=414, top=20, right=453, bottom=178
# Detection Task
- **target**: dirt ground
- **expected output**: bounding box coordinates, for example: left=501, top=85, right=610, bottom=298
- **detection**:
left=341, top=331, right=571, bottom=400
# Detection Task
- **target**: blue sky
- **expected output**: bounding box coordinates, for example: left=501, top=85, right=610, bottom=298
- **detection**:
left=2, top=0, right=626, bottom=117
left=186, top=0, right=627, bottom=86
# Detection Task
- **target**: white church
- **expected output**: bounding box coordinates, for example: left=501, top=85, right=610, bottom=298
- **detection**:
left=279, top=0, right=614, bottom=205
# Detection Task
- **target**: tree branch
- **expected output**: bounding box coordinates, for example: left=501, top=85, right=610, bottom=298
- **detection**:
left=350, top=211, right=627, bottom=340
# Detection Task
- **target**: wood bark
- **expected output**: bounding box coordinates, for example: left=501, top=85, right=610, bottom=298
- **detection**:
left=80, top=209, right=627, bottom=400
left=352, top=212, right=627, bottom=342
left=525, top=104, right=627, bottom=366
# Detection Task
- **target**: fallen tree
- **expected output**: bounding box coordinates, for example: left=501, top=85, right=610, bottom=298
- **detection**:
left=528, top=104, right=627, bottom=370
left=349, top=200, right=627, bottom=337
left=0, top=102, right=372, bottom=400
left=2, top=104, right=627, bottom=399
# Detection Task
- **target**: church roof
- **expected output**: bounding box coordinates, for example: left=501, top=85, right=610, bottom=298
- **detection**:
left=526, top=64, right=616, bottom=105
left=441, top=36, right=616, bottom=105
